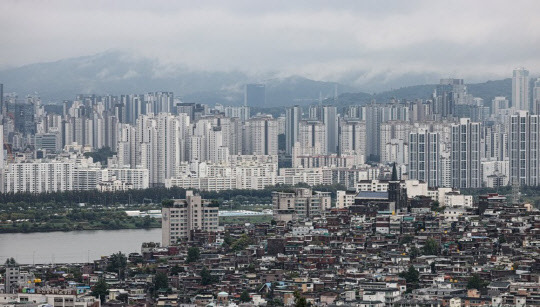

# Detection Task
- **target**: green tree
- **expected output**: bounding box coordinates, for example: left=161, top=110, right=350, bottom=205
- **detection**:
left=83, top=147, right=116, bottom=165
left=4, top=257, right=17, bottom=267
left=91, top=279, right=109, bottom=303
left=223, top=233, right=234, bottom=246
left=200, top=267, right=216, bottom=286
left=142, top=215, right=152, bottom=228
left=161, top=199, right=174, bottom=207
left=186, top=247, right=200, bottom=263
left=107, top=252, right=127, bottom=279
left=399, top=266, right=420, bottom=292
left=240, top=290, right=251, bottom=302
left=154, top=272, right=169, bottom=291
left=231, top=234, right=252, bottom=251
left=467, top=274, right=488, bottom=290
left=423, top=238, right=440, bottom=255
left=293, top=291, right=307, bottom=307
left=409, top=246, right=420, bottom=259
left=171, top=264, right=183, bottom=275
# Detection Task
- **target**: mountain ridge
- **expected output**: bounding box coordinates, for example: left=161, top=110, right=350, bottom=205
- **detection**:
left=0, top=51, right=361, bottom=106
left=0, top=51, right=517, bottom=107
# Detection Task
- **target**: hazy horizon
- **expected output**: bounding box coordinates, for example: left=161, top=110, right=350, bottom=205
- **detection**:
left=2, top=0, right=540, bottom=92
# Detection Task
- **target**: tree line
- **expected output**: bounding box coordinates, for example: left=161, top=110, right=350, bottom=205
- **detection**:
left=0, top=183, right=347, bottom=206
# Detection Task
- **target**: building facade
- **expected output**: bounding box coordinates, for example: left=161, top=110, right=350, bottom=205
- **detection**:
left=161, top=190, right=219, bottom=246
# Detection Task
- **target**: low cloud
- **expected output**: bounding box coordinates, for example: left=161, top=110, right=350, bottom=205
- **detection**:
left=1, top=0, right=539, bottom=91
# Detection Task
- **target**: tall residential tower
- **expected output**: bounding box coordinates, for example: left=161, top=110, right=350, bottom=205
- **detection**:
left=512, top=67, right=530, bottom=111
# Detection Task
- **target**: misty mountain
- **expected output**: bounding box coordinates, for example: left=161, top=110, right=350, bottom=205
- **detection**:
left=0, top=51, right=517, bottom=109
left=333, top=79, right=512, bottom=106
left=0, top=51, right=358, bottom=106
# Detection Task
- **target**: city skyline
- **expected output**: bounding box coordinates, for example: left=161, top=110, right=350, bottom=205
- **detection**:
left=3, top=3, right=540, bottom=306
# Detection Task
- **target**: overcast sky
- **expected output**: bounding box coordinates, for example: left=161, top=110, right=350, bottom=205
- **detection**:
left=2, top=0, right=540, bottom=87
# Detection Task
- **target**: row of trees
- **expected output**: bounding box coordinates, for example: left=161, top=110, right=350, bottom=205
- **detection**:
left=0, top=183, right=348, bottom=207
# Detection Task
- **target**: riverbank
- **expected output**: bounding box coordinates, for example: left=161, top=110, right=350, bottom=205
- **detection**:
left=0, top=222, right=161, bottom=234
left=0, top=214, right=273, bottom=233
left=0, top=215, right=161, bottom=233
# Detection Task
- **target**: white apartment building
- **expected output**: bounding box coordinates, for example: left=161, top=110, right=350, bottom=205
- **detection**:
left=336, top=190, right=356, bottom=208
left=107, top=168, right=149, bottom=190
left=509, top=111, right=540, bottom=186
left=444, top=192, right=474, bottom=208
left=512, top=67, right=530, bottom=111
left=3, top=160, right=75, bottom=193
left=534, top=78, right=540, bottom=114
left=161, top=190, right=219, bottom=246
left=244, top=115, right=278, bottom=156
left=272, top=188, right=331, bottom=222
left=338, top=118, right=366, bottom=157
left=451, top=118, right=482, bottom=188
left=408, top=128, right=441, bottom=187
left=481, top=160, right=509, bottom=188
left=380, top=121, right=411, bottom=165
left=2, top=155, right=149, bottom=193
left=296, top=120, right=326, bottom=156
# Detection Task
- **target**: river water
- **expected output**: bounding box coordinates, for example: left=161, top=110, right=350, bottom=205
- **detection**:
left=0, top=228, right=161, bottom=264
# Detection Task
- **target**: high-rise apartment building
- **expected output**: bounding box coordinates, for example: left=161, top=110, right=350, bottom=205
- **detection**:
left=338, top=118, right=366, bottom=156
left=136, top=113, right=184, bottom=186
left=161, top=190, right=219, bottom=246
left=509, top=111, right=540, bottom=186
left=492, top=97, right=510, bottom=116
left=244, top=115, right=278, bottom=156
left=512, top=67, right=530, bottom=111
left=34, top=132, right=61, bottom=153
left=408, top=128, right=440, bottom=187
left=0, top=83, right=3, bottom=118
left=285, top=105, right=301, bottom=155
left=365, top=104, right=382, bottom=161
left=380, top=121, right=411, bottom=165
left=296, top=120, right=326, bottom=156
left=451, top=118, right=482, bottom=188
left=434, top=79, right=467, bottom=118
left=533, top=78, right=540, bottom=114
left=322, top=106, right=338, bottom=154
left=224, top=106, right=250, bottom=121
left=483, top=124, right=508, bottom=161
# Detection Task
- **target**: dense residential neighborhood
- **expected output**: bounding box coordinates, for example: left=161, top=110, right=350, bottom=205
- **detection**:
left=2, top=183, right=540, bottom=306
